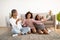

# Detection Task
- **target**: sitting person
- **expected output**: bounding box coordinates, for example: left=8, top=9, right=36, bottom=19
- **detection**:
left=34, top=14, right=48, bottom=34
left=22, top=12, right=36, bottom=33
left=9, top=9, right=30, bottom=37
left=22, top=11, right=49, bottom=34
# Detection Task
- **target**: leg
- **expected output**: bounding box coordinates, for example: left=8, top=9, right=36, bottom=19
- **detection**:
left=12, top=29, right=21, bottom=37
left=37, top=29, right=43, bottom=34
left=28, top=30, right=31, bottom=34
left=21, top=27, right=31, bottom=34
left=31, top=27, right=36, bottom=33
left=27, top=27, right=31, bottom=34
left=38, top=24, right=48, bottom=34
left=43, top=29, right=48, bottom=34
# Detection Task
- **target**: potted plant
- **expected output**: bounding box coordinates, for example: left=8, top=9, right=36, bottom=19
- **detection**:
left=57, top=12, right=60, bottom=28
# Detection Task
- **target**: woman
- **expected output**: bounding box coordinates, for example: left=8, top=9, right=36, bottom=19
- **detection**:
left=22, top=12, right=48, bottom=34
left=9, top=9, right=30, bottom=37
left=35, top=14, right=48, bottom=34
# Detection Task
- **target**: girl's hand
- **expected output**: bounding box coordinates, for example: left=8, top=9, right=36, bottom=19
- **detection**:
left=41, top=19, right=47, bottom=22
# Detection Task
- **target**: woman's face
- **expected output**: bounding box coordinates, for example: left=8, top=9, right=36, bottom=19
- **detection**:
left=13, top=11, right=18, bottom=17
left=27, top=13, right=31, bottom=19
left=37, top=15, right=40, bottom=20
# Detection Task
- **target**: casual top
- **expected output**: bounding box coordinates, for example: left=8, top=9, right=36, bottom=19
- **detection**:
left=9, top=16, right=30, bottom=34
left=22, top=19, right=43, bottom=29
left=9, top=16, right=22, bottom=32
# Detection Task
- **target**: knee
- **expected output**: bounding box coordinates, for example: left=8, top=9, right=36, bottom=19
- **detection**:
left=32, top=28, right=36, bottom=33
left=28, top=31, right=31, bottom=34
left=43, top=29, right=48, bottom=34
left=37, top=30, right=43, bottom=34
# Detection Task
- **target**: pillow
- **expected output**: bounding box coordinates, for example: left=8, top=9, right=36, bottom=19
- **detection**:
left=46, top=15, right=52, bottom=21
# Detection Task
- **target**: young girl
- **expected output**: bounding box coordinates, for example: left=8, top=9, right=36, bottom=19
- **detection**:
left=22, top=12, right=48, bottom=34
left=22, top=12, right=36, bottom=33
left=9, top=9, right=30, bottom=37
left=35, top=14, right=48, bottom=34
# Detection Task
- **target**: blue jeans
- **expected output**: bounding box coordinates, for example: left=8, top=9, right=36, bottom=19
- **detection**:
left=12, top=27, right=30, bottom=34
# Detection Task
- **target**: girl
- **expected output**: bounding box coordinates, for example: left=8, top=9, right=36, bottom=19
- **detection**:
left=22, top=12, right=36, bottom=33
left=35, top=14, right=48, bottom=34
left=9, top=9, right=30, bottom=37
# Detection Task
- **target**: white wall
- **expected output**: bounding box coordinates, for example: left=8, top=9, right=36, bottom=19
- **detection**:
left=0, top=0, right=60, bottom=27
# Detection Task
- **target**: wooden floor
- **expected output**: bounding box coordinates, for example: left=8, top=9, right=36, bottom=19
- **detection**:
left=0, top=27, right=60, bottom=35
left=55, top=29, right=60, bottom=34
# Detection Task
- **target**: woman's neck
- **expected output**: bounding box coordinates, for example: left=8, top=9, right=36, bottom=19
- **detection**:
left=13, top=16, right=17, bottom=19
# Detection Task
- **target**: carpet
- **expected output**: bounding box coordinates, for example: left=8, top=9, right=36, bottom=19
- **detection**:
left=0, top=31, right=60, bottom=40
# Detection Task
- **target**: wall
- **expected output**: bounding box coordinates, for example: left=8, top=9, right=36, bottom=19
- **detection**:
left=0, top=0, right=60, bottom=27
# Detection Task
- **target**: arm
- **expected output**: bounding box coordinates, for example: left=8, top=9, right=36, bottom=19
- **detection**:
left=9, top=19, right=17, bottom=28
left=16, top=18, right=21, bottom=24
left=32, top=19, right=43, bottom=24
left=40, top=16, right=51, bottom=22
left=41, top=18, right=47, bottom=22
left=22, top=19, right=27, bottom=26
left=16, top=15, right=23, bottom=24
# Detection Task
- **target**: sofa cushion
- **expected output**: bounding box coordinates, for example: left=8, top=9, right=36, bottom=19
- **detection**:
left=44, top=21, right=54, bottom=25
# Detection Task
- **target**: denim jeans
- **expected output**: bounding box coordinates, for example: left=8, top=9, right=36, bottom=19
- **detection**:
left=12, top=27, right=30, bottom=34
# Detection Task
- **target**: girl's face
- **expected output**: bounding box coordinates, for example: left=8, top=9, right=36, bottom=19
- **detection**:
left=13, top=11, right=18, bottom=17
left=37, top=15, right=40, bottom=20
left=27, top=13, right=31, bottom=19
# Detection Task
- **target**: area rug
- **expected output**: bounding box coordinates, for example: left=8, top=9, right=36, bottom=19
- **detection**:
left=0, top=31, right=60, bottom=40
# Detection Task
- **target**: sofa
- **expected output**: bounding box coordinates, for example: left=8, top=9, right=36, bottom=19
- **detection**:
left=21, top=13, right=55, bottom=28
left=44, top=15, right=55, bottom=28
left=6, top=13, right=55, bottom=28
left=37, top=14, right=55, bottom=28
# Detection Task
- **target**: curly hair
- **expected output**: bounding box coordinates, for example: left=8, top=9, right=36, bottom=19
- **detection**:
left=35, top=14, right=41, bottom=20
left=25, top=11, right=33, bottom=19
left=35, top=14, right=39, bottom=20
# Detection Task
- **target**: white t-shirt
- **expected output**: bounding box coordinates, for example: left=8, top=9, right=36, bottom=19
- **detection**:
left=9, top=16, right=22, bottom=31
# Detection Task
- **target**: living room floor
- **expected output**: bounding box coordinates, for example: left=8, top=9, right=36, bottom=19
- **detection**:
left=0, top=27, right=60, bottom=35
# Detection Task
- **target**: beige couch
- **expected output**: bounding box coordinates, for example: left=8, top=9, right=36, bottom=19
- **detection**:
left=6, top=13, right=55, bottom=28
left=21, top=13, right=55, bottom=28
left=44, top=15, right=55, bottom=28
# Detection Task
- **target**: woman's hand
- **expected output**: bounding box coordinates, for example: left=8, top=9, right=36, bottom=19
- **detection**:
left=21, top=18, right=24, bottom=23
left=16, top=18, right=21, bottom=24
